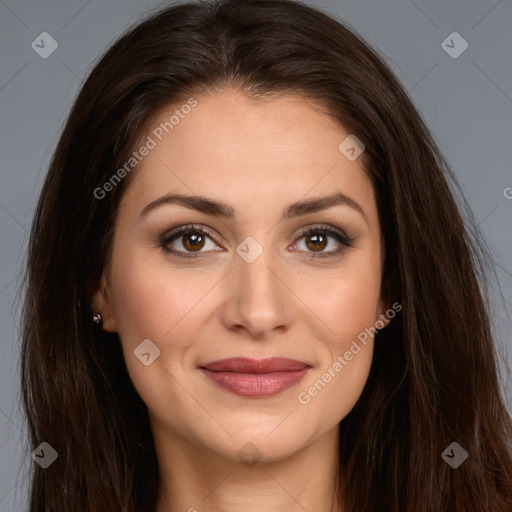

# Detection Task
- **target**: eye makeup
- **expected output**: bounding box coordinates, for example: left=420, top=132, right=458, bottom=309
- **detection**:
left=158, top=223, right=355, bottom=260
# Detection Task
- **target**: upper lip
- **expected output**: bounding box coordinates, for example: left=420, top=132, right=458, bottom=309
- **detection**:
left=200, top=357, right=311, bottom=373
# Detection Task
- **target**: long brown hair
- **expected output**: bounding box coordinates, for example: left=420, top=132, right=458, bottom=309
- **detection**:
left=21, top=0, right=512, bottom=510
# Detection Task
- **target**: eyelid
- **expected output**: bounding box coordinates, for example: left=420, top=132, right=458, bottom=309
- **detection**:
left=296, top=224, right=352, bottom=243
left=159, top=223, right=218, bottom=242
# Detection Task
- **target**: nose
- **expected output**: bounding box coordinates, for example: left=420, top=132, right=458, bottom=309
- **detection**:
left=220, top=243, right=291, bottom=339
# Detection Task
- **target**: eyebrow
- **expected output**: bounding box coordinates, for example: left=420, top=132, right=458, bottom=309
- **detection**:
left=139, top=192, right=369, bottom=225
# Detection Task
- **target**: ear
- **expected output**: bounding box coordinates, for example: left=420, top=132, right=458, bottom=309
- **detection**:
left=90, top=273, right=118, bottom=332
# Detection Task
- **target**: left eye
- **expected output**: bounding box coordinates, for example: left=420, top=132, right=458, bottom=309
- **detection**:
left=160, top=224, right=353, bottom=259
left=291, top=226, right=353, bottom=258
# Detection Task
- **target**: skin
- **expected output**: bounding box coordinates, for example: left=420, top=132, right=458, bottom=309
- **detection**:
left=93, top=87, right=389, bottom=512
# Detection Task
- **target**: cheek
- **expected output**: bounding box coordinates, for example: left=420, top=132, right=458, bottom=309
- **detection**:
left=107, top=248, right=229, bottom=394
left=294, top=250, right=381, bottom=418
left=109, top=247, right=215, bottom=344
left=107, top=251, right=211, bottom=415
left=302, top=251, right=383, bottom=351
left=106, top=252, right=170, bottom=360
left=296, top=282, right=377, bottom=425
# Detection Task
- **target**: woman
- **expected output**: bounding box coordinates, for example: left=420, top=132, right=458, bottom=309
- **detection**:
left=21, top=0, right=512, bottom=510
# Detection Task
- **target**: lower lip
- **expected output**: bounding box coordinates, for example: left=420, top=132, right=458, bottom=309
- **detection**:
left=200, top=368, right=310, bottom=397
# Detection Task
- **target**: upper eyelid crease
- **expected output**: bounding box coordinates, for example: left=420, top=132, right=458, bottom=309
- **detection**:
left=139, top=192, right=369, bottom=229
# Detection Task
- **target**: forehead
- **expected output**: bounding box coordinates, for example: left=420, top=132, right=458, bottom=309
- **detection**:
left=119, top=88, right=376, bottom=223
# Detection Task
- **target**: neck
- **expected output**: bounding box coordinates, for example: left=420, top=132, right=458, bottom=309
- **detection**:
left=152, top=421, right=342, bottom=512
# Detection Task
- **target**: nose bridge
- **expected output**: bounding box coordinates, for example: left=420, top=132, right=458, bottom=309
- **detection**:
left=224, top=234, right=290, bottom=336
left=238, top=245, right=278, bottom=300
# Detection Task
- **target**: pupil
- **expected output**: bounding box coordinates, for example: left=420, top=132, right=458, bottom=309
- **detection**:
left=307, top=233, right=327, bottom=252
left=187, top=234, right=201, bottom=245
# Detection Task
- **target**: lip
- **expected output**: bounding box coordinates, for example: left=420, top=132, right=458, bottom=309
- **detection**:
left=199, top=357, right=311, bottom=397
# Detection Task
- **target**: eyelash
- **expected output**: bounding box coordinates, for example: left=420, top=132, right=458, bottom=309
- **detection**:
left=159, top=223, right=354, bottom=260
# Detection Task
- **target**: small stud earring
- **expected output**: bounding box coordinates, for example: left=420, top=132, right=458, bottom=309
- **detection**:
left=92, top=313, right=103, bottom=328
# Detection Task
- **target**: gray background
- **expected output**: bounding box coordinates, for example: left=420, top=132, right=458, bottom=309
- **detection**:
left=1, top=0, right=511, bottom=509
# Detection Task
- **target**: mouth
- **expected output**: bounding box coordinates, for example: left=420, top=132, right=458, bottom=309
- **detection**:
left=199, top=357, right=312, bottom=397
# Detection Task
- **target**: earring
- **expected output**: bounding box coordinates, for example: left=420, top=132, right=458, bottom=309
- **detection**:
left=92, top=313, right=103, bottom=328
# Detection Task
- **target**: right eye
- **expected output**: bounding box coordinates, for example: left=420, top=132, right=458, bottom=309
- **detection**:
left=159, top=224, right=223, bottom=258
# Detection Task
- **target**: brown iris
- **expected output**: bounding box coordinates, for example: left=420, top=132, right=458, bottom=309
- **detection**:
left=305, top=233, right=327, bottom=252
left=182, top=232, right=205, bottom=252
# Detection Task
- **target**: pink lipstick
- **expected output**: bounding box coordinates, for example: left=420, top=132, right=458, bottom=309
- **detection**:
left=199, top=357, right=311, bottom=397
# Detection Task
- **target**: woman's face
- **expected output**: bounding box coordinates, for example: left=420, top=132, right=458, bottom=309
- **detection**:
left=94, top=88, right=387, bottom=462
